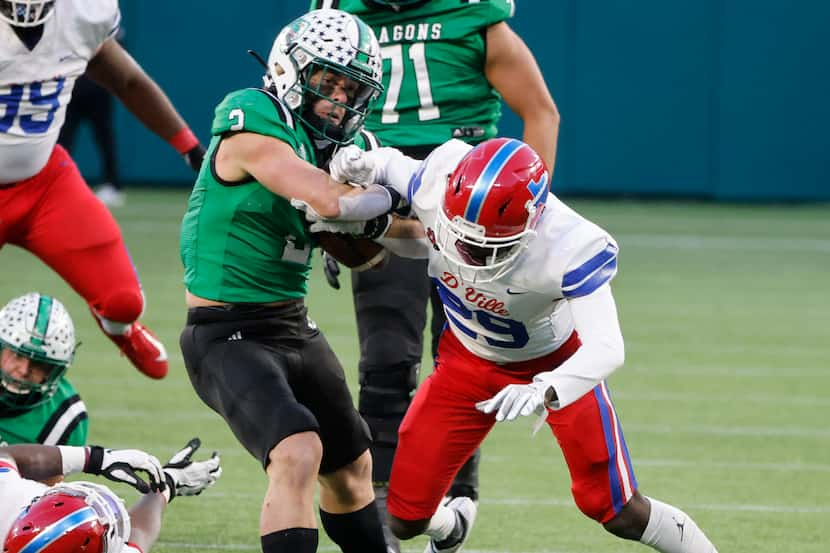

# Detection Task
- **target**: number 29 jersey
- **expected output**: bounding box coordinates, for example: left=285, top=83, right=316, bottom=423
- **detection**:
left=0, top=0, right=120, bottom=183
left=400, top=139, right=620, bottom=363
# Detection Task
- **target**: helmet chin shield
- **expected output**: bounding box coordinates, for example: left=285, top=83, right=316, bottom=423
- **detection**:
left=0, top=0, right=55, bottom=27
left=264, top=9, right=383, bottom=144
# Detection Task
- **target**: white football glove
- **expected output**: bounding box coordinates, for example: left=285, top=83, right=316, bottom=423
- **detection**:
left=163, top=438, right=222, bottom=502
left=290, top=198, right=322, bottom=222
left=475, top=380, right=551, bottom=422
left=84, top=445, right=165, bottom=494
left=330, top=145, right=378, bottom=185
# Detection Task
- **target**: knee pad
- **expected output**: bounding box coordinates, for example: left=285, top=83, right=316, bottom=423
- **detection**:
left=359, top=361, right=419, bottom=483
left=91, top=287, right=144, bottom=324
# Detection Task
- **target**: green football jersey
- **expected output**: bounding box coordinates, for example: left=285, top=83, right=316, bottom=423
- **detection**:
left=0, top=377, right=88, bottom=446
left=180, top=88, right=378, bottom=304
left=314, top=0, right=514, bottom=147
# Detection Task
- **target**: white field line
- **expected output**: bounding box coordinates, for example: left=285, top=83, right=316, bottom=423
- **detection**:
left=622, top=366, right=829, bottom=378
left=610, top=391, right=830, bottom=406
left=617, top=234, right=830, bottom=252
left=159, top=544, right=583, bottom=553
left=198, top=490, right=829, bottom=514
left=482, top=456, right=830, bottom=473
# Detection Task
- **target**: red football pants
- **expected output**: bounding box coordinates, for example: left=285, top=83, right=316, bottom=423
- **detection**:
left=387, top=329, right=638, bottom=524
left=0, top=145, right=143, bottom=323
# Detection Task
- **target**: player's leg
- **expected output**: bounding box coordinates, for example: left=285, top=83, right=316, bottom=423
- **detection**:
left=352, top=254, right=430, bottom=551
left=180, top=305, right=324, bottom=553
left=549, top=381, right=718, bottom=552
left=12, top=146, right=167, bottom=378
left=386, top=333, right=494, bottom=551
left=300, top=323, right=388, bottom=553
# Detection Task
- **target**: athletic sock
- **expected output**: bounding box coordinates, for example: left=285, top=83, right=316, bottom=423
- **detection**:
left=424, top=503, right=457, bottom=542
left=260, top=528, right=317, bottom=553
left=640, top=497, right=718, bottom=553
left=320, top=501, right=387, bottom=553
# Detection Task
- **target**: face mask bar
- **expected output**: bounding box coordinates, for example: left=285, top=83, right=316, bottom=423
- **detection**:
left=296, top=61, right=382, bottom=144
left=0, top=0, right=55, bottom=27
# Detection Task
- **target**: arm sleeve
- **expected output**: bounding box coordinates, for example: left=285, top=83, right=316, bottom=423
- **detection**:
left=535, top=284, right=625, bottom=409
left=376, top=236, right=432, bottom=259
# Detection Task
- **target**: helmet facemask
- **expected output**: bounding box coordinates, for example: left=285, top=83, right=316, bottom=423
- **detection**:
left=434, top=203, right=541, bottom=284
left=295, top=61, right=382, bottom=144
left=0, top=348, right=67, bottom=411
left=0, top=0, right=55, bottom=27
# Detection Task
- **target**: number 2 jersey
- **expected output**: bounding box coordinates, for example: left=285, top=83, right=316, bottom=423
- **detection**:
left=0, top=0, right=120, bottom=183
left=317, top=0, right=514, bottom=147
left=391, top=139, right=619, bottom=363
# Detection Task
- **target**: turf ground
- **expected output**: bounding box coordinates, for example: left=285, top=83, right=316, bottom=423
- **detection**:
left=1, top=189, right=828, bottom=553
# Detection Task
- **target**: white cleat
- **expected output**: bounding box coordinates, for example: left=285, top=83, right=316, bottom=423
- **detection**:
left=424, top=497, right=477, bottom=553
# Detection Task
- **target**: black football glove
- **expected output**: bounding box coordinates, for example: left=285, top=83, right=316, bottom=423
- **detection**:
left=323, top=252, right=341, bottom=290
left=183, top=144, right=206, bottom=173
left=84, top=445, right=165, bottom=493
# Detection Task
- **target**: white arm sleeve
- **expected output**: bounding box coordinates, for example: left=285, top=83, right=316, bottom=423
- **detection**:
left=376, top=236, right=431, bottom=259
left=335, top=184, right=393, bottom=221
left=370, top=148, right=422, bottom=199
left=535, top=284, right=625, bottom=409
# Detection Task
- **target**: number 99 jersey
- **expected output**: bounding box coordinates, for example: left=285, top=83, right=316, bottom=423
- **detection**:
left=401, top=139, right=619, bottom=363
left=0, top=0, right=120, bottom=183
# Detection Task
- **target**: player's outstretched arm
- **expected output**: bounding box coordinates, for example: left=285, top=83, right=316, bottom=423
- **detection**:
left=86, top=38, right=205, bottom=172
left=485, top=22, right=560, bottom=175
left=0, top=444, right=165, bottom=493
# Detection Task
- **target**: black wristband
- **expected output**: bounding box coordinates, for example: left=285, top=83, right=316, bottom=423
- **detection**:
left=85, top=445, right=104, bottom=473
left=362, top=214, right=391, bottom=240
left=384, top=186, right=402, bottom=212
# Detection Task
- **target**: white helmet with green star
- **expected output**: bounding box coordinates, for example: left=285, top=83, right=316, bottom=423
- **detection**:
left=265, top=8, right=383, bottom=144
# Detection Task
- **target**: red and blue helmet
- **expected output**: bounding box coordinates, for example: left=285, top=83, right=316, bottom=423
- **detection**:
left=3, top=482, right=130, bottom=553
left=435, top=138, right=549, bottom=282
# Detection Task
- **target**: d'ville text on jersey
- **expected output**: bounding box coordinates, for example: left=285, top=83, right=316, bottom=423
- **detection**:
left=376, top=23, right=442, bottom=43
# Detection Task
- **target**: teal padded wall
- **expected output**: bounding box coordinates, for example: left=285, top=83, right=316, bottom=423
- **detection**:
left=71, top=1, right=830, bottom=201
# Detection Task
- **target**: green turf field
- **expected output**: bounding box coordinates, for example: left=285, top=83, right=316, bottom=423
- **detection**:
left=1, top=189, right=828, bottom=553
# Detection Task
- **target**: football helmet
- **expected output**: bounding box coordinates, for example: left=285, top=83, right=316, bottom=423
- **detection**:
left=0, top=293, right=76, bottom=411
left=434, top=138, right=549, bottom=283
left=0, top=0, right=55, bottom=27
left=265, top=9, right=383, bottom=144
left=4, top=482, right=130, bottom=553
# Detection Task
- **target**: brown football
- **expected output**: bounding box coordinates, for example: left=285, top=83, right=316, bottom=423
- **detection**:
left=313, top=232, right=388, bottom=271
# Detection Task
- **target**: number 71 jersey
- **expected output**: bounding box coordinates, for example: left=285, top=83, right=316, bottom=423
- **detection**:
left=329, top=0, right=515, bottom=147
left=0, top=0, right=120, bottom=183
left=406, top=140, right=620, bottom=363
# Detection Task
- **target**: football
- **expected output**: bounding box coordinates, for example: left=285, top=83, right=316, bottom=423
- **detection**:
left=313, top=232, right=388, bottom=271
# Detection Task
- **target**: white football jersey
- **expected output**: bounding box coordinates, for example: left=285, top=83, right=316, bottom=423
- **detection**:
left=0, top=0, right=120, bottom=183
left=0, top=460, right=48, bottom=543
left=396, top=140, right=619, bottom=363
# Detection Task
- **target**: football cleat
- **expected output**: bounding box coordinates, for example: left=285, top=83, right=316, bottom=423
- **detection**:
left=424, top=496, right=477, bottom=553
left=101, top=321, right=168, bottom=379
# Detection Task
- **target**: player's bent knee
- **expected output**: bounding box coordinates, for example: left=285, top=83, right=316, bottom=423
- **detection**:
left=267, top=432, right=323, bottom=483
left=389, top=515, right=429, bottom=540
left=91, top=287, right=144, bottom=323
left=573, top=491, right=613, bottom=523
